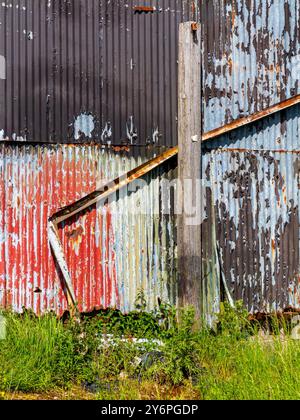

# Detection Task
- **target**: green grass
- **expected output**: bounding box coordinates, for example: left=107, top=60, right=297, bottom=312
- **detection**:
left=196, top=333, right=300, bottom=400
left=0, top=311, right=88, bottom=392
left=1, top=303, right=300, bottom=400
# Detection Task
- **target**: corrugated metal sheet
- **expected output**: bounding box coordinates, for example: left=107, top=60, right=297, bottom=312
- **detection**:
left=202, top=105, right=300, bottom=314
left=201, top=0, right=300, bottom=132
left=0, top=0, right=197, bottom=146
left=2, top=0, right=299, bottom=142
left=1, top=0, right=300, bottom=319
left=0, top=144, right=177, bottom=314
left=200, top=0, right=300, bottom=318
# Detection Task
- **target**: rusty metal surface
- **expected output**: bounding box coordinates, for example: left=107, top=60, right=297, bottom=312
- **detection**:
left=202, top=104, right=300, bottom=314
left=202, top=94, right=300, bottom=142
left=201, top=0, right=300, bottom=133
left=48, top=146, right=178, bottom=310
left=199, top=0, right=300, bottom=319
left=0, top=0, right=197, bottom=146
left=0, top=144, right=177, bottom=314
left=1, top=0, right=300, bottom=320
left=1, top=0, right=299, bottom=144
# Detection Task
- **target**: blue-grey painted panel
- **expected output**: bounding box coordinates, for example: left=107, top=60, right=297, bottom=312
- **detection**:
left=202, top=0, right=300, bottom=132
left=0, top=0, right=197, bottom=145
left=202, top=105, right=300, bottom=313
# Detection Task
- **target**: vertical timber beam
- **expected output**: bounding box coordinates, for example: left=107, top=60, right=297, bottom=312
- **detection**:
left=178, top=22, right=202, bottom=321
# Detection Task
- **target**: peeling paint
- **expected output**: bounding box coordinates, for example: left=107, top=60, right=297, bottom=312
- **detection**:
left=203, top=104, right=300, bottom=314
left=0, top=0, right=197, bottom=145
left=74, top=114, right=95, bottom=141
left=203, top=0, right=300, bottom=132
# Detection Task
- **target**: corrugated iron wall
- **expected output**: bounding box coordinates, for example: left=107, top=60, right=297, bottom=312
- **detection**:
left=202, top=0, right=300, bottom=316
left=1, top=0, right=299, bottom=144
left=0, top=0, right=197, bottom=146
left=0, top=144, right=177, bottom=314
left=201, top=0, right=300, bottom=132
left=1, top=0, right=300, bottom=317
left=203, top=106, right=300, bottom=314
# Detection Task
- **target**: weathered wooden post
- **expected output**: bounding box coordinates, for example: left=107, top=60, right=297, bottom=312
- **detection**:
left=178, top=22, right=202, bottom=321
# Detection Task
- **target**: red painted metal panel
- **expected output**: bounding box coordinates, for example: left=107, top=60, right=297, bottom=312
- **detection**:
left=0, top=144, right=97, bottom=313
left=0, top=144, right=177, bottom=315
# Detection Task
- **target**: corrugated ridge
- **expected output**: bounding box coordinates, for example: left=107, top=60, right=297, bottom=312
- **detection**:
left=0, top=0, right=197, bottom=145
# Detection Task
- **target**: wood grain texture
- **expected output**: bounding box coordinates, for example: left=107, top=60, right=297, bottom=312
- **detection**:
left=178, top=23, right=202, bottom=320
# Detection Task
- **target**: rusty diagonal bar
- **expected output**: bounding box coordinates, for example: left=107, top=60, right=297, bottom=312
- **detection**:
left=48, top=93, right=300, bottom=309
left=48, top=147, right=178, bottom=309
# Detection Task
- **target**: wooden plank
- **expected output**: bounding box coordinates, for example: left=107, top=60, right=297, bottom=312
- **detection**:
left=177, top=22, right=202, bottom=320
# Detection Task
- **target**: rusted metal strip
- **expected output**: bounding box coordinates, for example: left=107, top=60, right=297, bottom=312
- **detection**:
left=48, top=93, right=300, bottom=223
left=50, top=147, right=178, bottom=225
left=48, top=222, right=77, bottom=308
left=48, top=147, right=178, bottom=309
left=202, top=94, right=300, bottom=142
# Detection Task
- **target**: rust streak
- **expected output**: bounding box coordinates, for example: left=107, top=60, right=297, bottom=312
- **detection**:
left=191, top=22, right=198, bottom=31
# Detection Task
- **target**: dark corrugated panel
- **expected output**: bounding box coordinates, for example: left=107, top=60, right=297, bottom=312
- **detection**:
left=0, top=0, right=197, bottom=145
left=201, top=0, right=300, bottom=132
left=2, top=1, right=299, bottom=145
